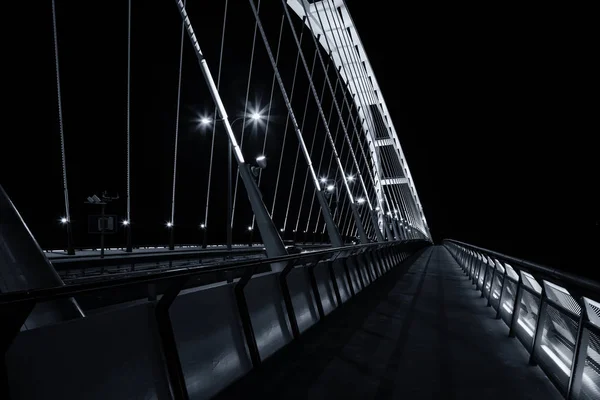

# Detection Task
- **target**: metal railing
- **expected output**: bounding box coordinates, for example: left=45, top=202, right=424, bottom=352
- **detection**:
left=444, top=239, right=600, bottom=400
left=1, top=239, right=428, bottom=400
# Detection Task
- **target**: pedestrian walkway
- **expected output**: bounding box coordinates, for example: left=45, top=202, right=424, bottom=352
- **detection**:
left=216, top=246, right=562, bottom=399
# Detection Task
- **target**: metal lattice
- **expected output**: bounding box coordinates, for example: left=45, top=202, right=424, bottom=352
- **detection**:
left=544, top=280, right=582, bottom=317
left=581, top=331, right=600, bottom=399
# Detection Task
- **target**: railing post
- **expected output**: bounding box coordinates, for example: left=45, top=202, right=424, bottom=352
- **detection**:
left=509, top=278, right=524, bottom=338
left=328, top=260, right=343, bottom=307
left=480, top=260, right=489, bottom=297
left=567, top=297, right=590, bottom=399
left=342, top=257, right=356, bottom=297
left=487, top=267, right=496, bottom=306
left=307, top=262, right=325, bottom=320
left=155, top=277, right=189, bottom=400
left=528, top=285, right=547, bottom=365
left=234, top=266, right=262, bottom=368
left=279, top=260, right=301, bottom=339
left=496, top=270, right=507, bottom=319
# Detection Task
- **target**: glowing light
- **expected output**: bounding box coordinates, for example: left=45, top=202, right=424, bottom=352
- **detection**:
left=200, top=223, right=206, bottom=229
left=280, top=228, right=284, bottom=232
left=248, top=226, right=253, bottom=231
left=326, top=184, right=335, bottom=192
left=250, top=112, right=262, bottom=121
left=60, top=217, right=68, bottom=224
left=122, top=220, right=129, bottom=226
left=375, top=206, right=380, bottom=211
left=517, top=317, right=535, bottom=337
left=320, top=177, right=327, bottom=184
left=200, top=117, right=211, bottom=125
left=541, top=345, right=571, bottom=376
left=166, top=222, right=173, bottom=228
left=357, top=198, right=366, bottom=204
left=256, top=155, right=266, bottom=161
left=346, top=175, right=355, bottom=182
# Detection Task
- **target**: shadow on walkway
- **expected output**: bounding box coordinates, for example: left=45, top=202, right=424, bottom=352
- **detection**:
left=215, top=246, right=562, bottom=400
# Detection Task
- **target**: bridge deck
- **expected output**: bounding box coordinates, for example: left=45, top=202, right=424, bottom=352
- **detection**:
left=216, top=246, right=562, bottom=399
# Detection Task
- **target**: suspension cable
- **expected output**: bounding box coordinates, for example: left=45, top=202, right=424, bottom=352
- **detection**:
left=170, top=0, right=186, bottom=226
left=203, top=0, right=229, bottom=230
left=270, top=23, right=306, bottom=217
left=251, top=14, right=286, bottom=230
left=126, top=0, right=131, bottom=224
left=294, top=57, right=333, bottom=235
left=231, top=0, right=261, bottom=227
left=51, top=0, right=72, bottom=223
left=325, top=0, right=405, bottom=228
left=283, top=49, right=318, bottom=231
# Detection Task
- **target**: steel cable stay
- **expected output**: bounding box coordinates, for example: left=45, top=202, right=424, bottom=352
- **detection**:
left=269, top=23, right=306, bottom=218
left=231, top=0, right=261, bottom=229
left=311, top=2, right=383, bottom=219
left=303, top=65, right=344, bottom=241
left=320, top=1, right=398, bottom=227
left=326, top=0, right=425, bottom=236
left=280, top=1, right=368, bottom=244
left=311, top=95, right=354, bottom=236
left=250, top=15, right=286, bottom=235
left=326, top=15, right=406, bottom=239
left=282, top=49, right=319, bottom=235
left=292, top=56, right=333, bottom=242
left=202, top=0, right=229, bottom=247
left=297, top=0, right=379, bottom=235
left=51, top=0, right=75, bottom=255
left=125, top=0, right=132, bottom=251
left=167, top=0, right=187, bottom=250
left=325, top=110, right=360, bottom=239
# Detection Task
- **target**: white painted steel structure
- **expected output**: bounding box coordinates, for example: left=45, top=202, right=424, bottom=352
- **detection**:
left=287, top=0, right=431, bottom=238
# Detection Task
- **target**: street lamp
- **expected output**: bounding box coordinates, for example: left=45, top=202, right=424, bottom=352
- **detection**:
left=199, top=223, right=207, bottom=249
left=59, top=217, right=75, bottom=255
left=199, top=109, right=265, bottom=254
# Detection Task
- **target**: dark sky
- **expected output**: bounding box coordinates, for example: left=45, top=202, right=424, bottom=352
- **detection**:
left=2, top=1, right=597, bottom=278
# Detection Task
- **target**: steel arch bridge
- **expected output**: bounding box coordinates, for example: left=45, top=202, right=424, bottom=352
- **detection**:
left=2, top=2, right=600, bottom=400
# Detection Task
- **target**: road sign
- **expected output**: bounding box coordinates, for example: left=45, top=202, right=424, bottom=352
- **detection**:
left=88, top=215, right=118, bottom=234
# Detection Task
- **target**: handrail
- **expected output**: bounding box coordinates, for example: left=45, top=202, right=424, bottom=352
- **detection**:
left=444, top=239, right=600, bottom=297
left=0, top=240, right=419, bottom=306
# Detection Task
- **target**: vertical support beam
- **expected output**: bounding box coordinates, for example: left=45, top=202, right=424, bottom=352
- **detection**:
left=509, top=279, right=524, bottom=338
left=234, top=266, right=262, bottom=368
left=307, top=263, right=325, bottom=320
left=279, top=261, right=301, bottom=339
left=328, top=260, right=343, bottom=307
left=529, top=286, right=548, bottom=365
left=155, top=278, right=189, bottom=400
left=173, top=0, right=287, bottom=260
left=496, top=271, right=507, bottom=319
left=567, top=298, right=590, bottom=399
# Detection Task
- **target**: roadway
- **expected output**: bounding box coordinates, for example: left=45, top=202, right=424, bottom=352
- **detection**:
left=216, top=246, right=562, bottom=400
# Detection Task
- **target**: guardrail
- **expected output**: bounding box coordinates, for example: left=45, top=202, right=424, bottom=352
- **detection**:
left=444, top=239, right=600, bottom=400
left=1, top=239, right=428, bottom=400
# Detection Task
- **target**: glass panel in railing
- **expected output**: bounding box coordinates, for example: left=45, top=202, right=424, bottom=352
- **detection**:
left=537, top=304, right=579, bottom=391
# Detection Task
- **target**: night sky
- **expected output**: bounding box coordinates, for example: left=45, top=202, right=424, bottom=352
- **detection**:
left=2, top=1, right=597, bottom=278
